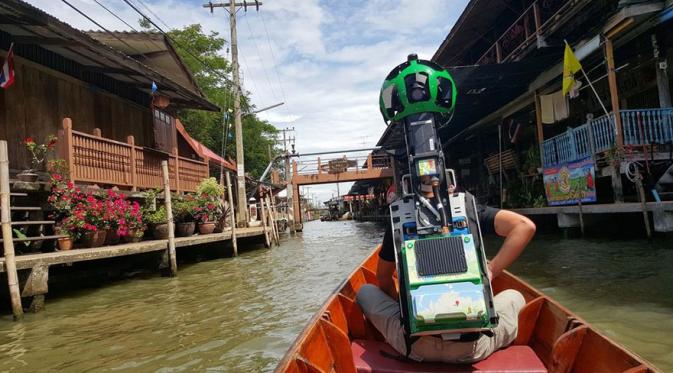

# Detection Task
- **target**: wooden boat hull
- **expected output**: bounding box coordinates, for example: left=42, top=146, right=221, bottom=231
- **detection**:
left=276, top=246, right=658, bottom=373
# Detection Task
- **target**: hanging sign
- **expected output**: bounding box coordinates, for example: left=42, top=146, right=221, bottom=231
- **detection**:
left=543, top=157, right=596, bottom=206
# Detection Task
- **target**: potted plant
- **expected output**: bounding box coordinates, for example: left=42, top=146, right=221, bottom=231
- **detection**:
left=195, top=178, right=224, bottom=234
left=18, top=135, right=57, bottom=182
left=194, top=199, right=220, bottom=235
left=102, top=190, right=127, bottom=245
left=79, top=193, right=107, bottom=247
left=144, top=206, right=169, bottom=239
left=122, top=200, right=146, bottom=243
left=55, top=217, right=80, bottom=251
left=172, top=195, right=197, bottom=237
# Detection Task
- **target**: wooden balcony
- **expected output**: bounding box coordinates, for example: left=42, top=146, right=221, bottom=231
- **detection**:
left=59, top=118, right=208, bottom=192
left=477, top=0, right=573, bottom=65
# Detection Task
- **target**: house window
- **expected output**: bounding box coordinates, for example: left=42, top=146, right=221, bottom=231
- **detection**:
left=153, top=109, right=175, bottom=153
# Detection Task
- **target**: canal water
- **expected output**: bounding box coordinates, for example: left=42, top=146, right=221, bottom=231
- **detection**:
left=0, top=220, right=671, bottom=372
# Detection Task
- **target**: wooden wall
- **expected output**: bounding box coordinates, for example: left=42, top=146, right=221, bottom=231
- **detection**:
left=0, top=56, right=154, bottom=170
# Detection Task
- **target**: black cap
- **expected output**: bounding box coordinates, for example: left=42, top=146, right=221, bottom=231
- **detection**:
left=407, top=53, right=418, bottom=62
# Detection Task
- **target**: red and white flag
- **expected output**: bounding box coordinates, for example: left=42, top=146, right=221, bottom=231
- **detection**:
left=0, top=43, right=15, bottom=90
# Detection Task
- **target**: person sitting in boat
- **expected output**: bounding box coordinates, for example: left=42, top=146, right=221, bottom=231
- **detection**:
left=356, top=190, right=536, bottom=364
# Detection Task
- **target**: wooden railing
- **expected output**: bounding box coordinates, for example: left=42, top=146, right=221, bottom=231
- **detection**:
left=60, top=118, right=208, bottom=192
left=542, top=108, right=673, bottom=167
left=477, top=0, right=570, bottom=65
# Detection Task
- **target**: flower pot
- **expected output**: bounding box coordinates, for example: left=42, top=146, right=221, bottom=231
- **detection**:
left=57, top=237, right=73, bottom=251
left=122, top=229, right=144, bottom=243
left=175, top=222, right=195, bottom=237
left=214, top=219, right=225, bottom=233
left=17, top=171, right=39, bottom=182
left=105, top=229, right=121, bottom=245
left=82, top=230, right=107, bottom=248
left=198, top=222, right=216, bottom=235
left=151, top=223, right=169, bottom=240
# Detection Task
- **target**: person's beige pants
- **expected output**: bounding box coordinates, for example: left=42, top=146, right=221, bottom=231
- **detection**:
left=356, top=285, right=525, bottom=363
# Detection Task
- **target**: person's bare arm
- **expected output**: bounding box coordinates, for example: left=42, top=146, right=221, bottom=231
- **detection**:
left=376, top=259, right=399, bottom=300
left=488, top=210, right=536, bottom=279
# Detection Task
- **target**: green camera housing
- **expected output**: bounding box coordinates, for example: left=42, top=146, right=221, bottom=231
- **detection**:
left=399, top=234, right=496, bottom=336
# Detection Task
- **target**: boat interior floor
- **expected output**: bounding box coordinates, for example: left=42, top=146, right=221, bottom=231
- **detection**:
left=351, top=339, right=547, bottom=373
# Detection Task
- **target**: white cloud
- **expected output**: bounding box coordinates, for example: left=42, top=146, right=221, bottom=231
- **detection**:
left=24, top=0, right=468, bottom=203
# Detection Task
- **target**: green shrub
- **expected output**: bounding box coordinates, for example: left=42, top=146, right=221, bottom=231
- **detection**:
left=196, top=177, right=224, bottom=199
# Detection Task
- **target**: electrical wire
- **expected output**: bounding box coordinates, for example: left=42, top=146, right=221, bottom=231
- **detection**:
left=243, top=13, right=279, bottom=101
left=259, top=10, right=287, bottom=102
left=122, top=0, right=233, bottom=85
left=61, top=0, right=148, bottom=59
left=93, top=0, right=139, bottom=32
left=133, top=0, right=172, bottom=31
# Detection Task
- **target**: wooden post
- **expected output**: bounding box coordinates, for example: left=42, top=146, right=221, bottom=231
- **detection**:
left=269, top=192, right=281, bottom=235
left=635, top=168, right=653, bottom=239
left=225, top=172, right=238, bottom=256
left=0, top=141, right=23, bottom=320
left=317, top=157, right=321, bottom=175
left=495, top=42, right=502, bottom=63
left=534, top=92, right=545, bottom=167
left=533, top=2, right=541, bottom=35
left=367, top=154, right=373, bottom=170
left=172, top=147, right=180, bottom=194
left=605, top=37, right=624, bottom=147
left=92, top=128, right=102, bottom=137
left=161, top=161, right=177, bottom=276
left=266, top=196, right=279, bottom=245
left=498, top=123, right=503, bottom=209
left=259, top=194, right=271, bottom=248
left=576, top=190, right=585, bottom=237
left=62, top=119, right=75, bottom=182
left=127, top=136, right=137, bottom=190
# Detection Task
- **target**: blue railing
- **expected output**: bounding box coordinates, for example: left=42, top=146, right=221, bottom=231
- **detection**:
left=542, top=108, right=673, bottom=167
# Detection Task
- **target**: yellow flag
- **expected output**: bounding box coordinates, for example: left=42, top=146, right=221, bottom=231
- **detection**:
left=562, top=41, right=582, bottom=96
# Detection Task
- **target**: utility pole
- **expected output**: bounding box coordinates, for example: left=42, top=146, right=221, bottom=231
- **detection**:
left=204, top=1, right=263, bottom=227
left=277, top=127, right=295, bottom=232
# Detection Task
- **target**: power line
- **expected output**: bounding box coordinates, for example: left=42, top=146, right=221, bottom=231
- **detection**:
left=61, top=0, right=149, bottom=59
left=133, top=0, right=172, bottom=30
left=259, top=10, right=287, bottom=103
left=122, top=0, right=233, bottom=86
left=93, top=0, right=139, bottom=32
left=243, top=13, right=279, bottom=101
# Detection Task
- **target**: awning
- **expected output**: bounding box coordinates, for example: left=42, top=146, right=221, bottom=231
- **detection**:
left=176, top=119, right=236, bottom=172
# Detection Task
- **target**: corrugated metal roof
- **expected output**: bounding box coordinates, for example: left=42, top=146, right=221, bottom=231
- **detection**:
left=0, top=0, right=219, bottom=112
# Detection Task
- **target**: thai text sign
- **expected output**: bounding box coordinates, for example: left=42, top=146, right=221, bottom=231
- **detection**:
left=543, top=157, right=596, bottom=206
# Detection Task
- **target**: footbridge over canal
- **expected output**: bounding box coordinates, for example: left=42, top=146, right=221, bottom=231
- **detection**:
left=272, top=149, right=394, bottom=227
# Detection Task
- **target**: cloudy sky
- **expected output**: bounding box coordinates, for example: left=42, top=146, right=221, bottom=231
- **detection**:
left=26, top=0, right=469, bottom=203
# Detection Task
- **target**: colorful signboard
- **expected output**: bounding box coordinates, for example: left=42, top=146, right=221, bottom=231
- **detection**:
left=543, top=157, right=596, bottom=206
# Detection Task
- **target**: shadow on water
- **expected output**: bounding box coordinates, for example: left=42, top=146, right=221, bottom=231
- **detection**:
left=0, top=220, right=670, bottom=371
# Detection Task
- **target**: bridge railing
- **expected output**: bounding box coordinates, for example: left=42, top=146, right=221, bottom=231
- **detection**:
left=292, top=154, right=391, bottom=176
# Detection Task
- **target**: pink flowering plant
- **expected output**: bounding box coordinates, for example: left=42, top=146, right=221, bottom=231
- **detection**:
left=122, top=200, right=146, bottom=238
left=193, top=197, right=221, bottom=223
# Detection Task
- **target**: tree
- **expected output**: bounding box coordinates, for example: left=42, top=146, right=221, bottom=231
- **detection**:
left=143, top=22, right=279, bottom=178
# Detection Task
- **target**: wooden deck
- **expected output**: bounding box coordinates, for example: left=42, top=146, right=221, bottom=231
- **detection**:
left=0, top=227, right=265, bottom=273
left=511, top=201, right=673, bottom=215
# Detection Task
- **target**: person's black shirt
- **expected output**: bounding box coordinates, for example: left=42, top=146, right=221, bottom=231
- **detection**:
left=379, top=192, right=499, bottom=262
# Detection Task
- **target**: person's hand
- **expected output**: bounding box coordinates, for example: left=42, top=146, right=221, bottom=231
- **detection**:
left=486, top=265, right=493, bottom=283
